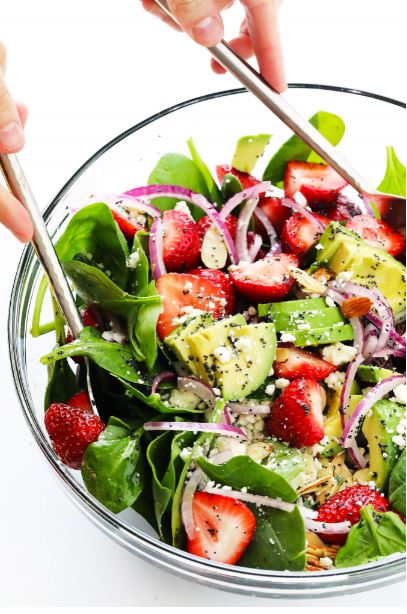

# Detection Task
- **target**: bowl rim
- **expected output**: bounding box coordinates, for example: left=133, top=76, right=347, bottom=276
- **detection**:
left=9, top=84, right=406, bottom=597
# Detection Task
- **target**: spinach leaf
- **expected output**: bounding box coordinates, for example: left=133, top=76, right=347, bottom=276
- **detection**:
left=232, top=134, right=271, bottom=174
left=389, top=451, right=406, bottom=515
left=44, top=358, right=78, bottom=409
left=147, top=431, right=174, bottom=539
left=134, top=281, right=162, bottom=371
left=186, top=138, right=222, bottom=206
left=118, top=377, right=205, bottom=414
left=63, top=260, right=160, bottom=318
left=377, top=146, right=406, bottom=197
left=126, top=231, right=150, bottom=296
left=40, top=327, right=147, bottom=385
left=56, top=202, right=129, bottom=288
left=197, top=455, right=297, bottom=502
left=148, top=153, right=210, bottom=219
left=262, top=111, right=345, bottom=186
left=335, top=505, right=406, bottom=568
left=81, top=417, right=145, bottom=513
left=239, top=506, right=306, bottom=571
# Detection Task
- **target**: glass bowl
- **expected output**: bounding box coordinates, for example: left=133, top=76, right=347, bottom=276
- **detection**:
left=9, top=85, right=406, bottom=599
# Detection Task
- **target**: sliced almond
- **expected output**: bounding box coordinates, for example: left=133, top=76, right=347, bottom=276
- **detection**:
left=201, top=225, right=228, bottom=269
left=288, top=266, right=328, bottom=295
left=341, top=296, right=373, bottom=318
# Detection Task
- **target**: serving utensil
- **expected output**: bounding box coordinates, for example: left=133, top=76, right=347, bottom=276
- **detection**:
left=154, top=0, right=405, bottom=225
left=0, top=153, right=99, bottom=414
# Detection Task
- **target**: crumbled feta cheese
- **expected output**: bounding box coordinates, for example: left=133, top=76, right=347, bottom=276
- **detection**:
left=208, top=301, right=216, bottom=309
left=180, top=446, right=192, bottom=461
left=275, top=378, right=290, bottom=389
left=392, top=419, right=406, bottom=448
left=102, top=330, right=126, bottom=344
left=320, top=557, right=334, bottom=569
left=336, top=271, right=353, bottom=283
left=268, top=366, right=274, bottom=377
left=126, top=250, right=140, bottom=269
left=315, top=243, right=324, bottom=251
left=213, top=345, right=233, bottom=364
left=393, top=384, right=407, bottom=405
left=212, top=387, right=221, bottom=397
left=280, top=332, right=296, bottom=343
left=297, top=322, right=311, bottom=331
left=325, top=296, right=336, bottom=308
left=234, top=336, right=254, bottom=351
left=321, top=342, right=358, bottom=366
left=183, top=280, right=193, bottom=292
left=265, top=384, right=276, bottom=396
left=324, top=371, right=346, bottom=392
left=174, top=201, right=192, bottom=217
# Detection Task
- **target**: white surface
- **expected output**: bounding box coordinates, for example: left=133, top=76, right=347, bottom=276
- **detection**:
left=0, top=0, right=405, bottom=607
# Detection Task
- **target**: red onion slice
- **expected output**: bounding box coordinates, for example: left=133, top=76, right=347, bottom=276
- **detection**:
left=348, top=442, right=367, bottom=469
left=143, top=421, right=247, bottom=439
left=126, top=185, right=238, bottom=264
left=227, top=402, right=271, bottom=416
left=220, top=182, right=272, bottom=220
left=253, top=208, right=278, bottom=253
left=339, top=353, right=365, bottom=428
left=248, top=233, right=263, bottom=262
left=341, top=375, right=406, bottom=448
left=236, top=196, right=260, bottom=262
left=304, top=518, right=351, bottom=535
left=177, top=376, right=216, bottom=407
left=366, top=312, right=406, bottom=350
left=73, top=193, right=161, bottom=218
left=149, top=218, right=167, bottom=280
left=281, top=193, right=326, bottom=233
left=326, top=288, right=364, bottom=355
left=151, top=371, right=176, bottom=395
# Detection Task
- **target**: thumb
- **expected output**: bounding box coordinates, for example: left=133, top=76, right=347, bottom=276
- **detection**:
left=168, top=0, right=224, bottom=46
left=0, top=42, right=25, bottom=153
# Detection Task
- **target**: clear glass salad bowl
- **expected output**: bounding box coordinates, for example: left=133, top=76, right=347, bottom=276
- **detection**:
left=9, top=85, right=406, bottom=598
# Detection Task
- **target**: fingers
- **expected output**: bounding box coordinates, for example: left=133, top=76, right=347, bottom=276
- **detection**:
left=140, top=0, right=181, bottom=30
left=0, top=185, right=33, bottom=242
left=16, top=102, right=29, bottom=128
left=0, top=41, right=25, bottom=153
left=211, top=19, right=253, bottom=73
left=240, top=0, right=286, bottom=91
left=168, top=0, right=224, bottom=46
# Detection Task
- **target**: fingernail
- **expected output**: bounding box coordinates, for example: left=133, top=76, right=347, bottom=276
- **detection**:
left=0, top=122, right=25, bottom=151
left=193, top=16, right=223, bottom=46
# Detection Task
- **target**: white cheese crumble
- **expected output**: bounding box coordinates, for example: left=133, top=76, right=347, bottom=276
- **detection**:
left=126, top=250, right=140, bottom=268
left=102, top=330, right=126, bottom=344
left=392, top=419, right=406, bottom=449
left=280, top=332, right=296, bottom=343
left=265, top=384, right=276, bottom=396
left=393, top=384, right=407, bottom=405
left=234, top=336, right=254, bottom=351
left=320, top=557, right=334, bottom=568
left=212, top=387, right=221, bottom=397
left=321, top=342, right=358, bottom=366
left=336, top=271, right=353, bottom=283
left=324, top=371, right=346, bottom=392
left=213, top=345, right=234, bottom=364
left=275, top=378, right=290, bottom=390
left=325, top=296, right=336, bottom=308
left=174, top=201, right=192, bottom=217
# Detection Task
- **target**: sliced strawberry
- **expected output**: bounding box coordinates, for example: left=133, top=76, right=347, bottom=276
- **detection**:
left=346, top=215, right=406, bottom=257
left=257, top=196, right=291, bottom=234
left=229, top=254, right=298, bottom=303
left=317, top=484, right=389, bottom=544
left=162, top=210, right=201, bottom=272
left=281, top=212, right=329, bottom=256
left=267, top=378, right=325, bottom=447
left=320, top=194, right=363, bottom=222
left=111, top=208, right=145, bottom=239
left=186, top=491, right=256, bottom=564
left=216, top=164, right=263, bottom=193
left=67, top=390, right=93, bottom=413
left=197, top=214, right=237, bottom=242
left=190, top=268, right=236, bottom=315
left=156, top=273, right=227, bottom=339
left=66, top=305, right=103, bottom=346
left=274, top=347, right=337, bottom=381
left=284, top=161, right=347, bottom=203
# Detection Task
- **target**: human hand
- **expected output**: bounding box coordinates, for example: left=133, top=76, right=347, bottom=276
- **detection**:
left=141, top=0, right=286, bottom=92
left=0, top=42, right=33, bottom=242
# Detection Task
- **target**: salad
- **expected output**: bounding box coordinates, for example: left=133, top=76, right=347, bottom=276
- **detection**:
left=34, top=109, right=406, bottom=572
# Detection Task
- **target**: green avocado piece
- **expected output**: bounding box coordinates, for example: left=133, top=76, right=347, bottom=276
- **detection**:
left=267, top=297, right=328, bottom=316
left=362, top=399, right=406, bottom=489
left=187, top=315, right=247, bottom=384
left=321, top=393, right=362, bottom=457
left=317, top=222, right=406, bottom=318
left=266, top=441, right=307, bottom=485
left=221, top=173, right=243, bottom=200
left=164, top=313, right=215, bottom=371
left=271, top=307, right=345, bottom=332
left=357, top=365, right=397, bottom=384
left=232, top=134, right=271, bottom=174
left=285, top=323, right=354, bottom=347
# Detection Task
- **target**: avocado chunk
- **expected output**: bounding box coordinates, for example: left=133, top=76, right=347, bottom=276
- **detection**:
left=285, top=323, right=354, bottom=347
left=164, top=312, right=214, bottom=370
left=266, top=441, right=307, bottom=485
left=321, top=392, right=362, bottom=457
left=316, top=222, right=406, bottom=318
left=357, top=365, right=397, bottom=384
left=271, top=306, right=345, bottom=332
left=362, top=399, right=406, bottom=489
left=188, top=319, right=276, bottom=400
left=259, top=297, right=328, bottom=318
left=232, top=133, right=271, bottom=174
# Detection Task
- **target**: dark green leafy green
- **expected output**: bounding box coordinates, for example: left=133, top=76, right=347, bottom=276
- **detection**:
left=44, top=358, right=78, bottom=409
left=134, top=281, right=162, bottom=371
left=186, top=138, right=222, bottom=205
left=56, top=202, right=129, bottom=288
left=262, top=111, right=345, bottom=186
left=81, top=417, right=145, bottom=513
left=126, top=231, right=150, bottom=296
left=232, top=133, right=271, bottom=174
left=335, top=506, right=406, bottom=568
left=389, top=451, right=406, bottom=516
left=148, top=153, right=210, bottom=218
left=377, top=146, right=406, bottom=197
left=40, top=327, right=147, bottom=385
left=239, top=506, right=306, bottom=571
left=197, top=455, right=297, bottom=502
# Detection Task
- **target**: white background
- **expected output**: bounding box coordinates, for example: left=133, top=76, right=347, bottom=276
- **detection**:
left=0, top=0, right=405, bottom=607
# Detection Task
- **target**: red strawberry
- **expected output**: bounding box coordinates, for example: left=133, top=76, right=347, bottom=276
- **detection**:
left=267, top=378, right=325, bottom=447
left=257, top=196, right=290, bottom=234
left=216, top=164, right=263, bottom=193
left=156, top=273, right=227, bottom=339
left=197, top=214, right=237, bottom=242
left=273, top=347, right=337, bottom=381
left=229, top=254, right=298, bottom=303
left=186, top=491, right=256, bottom=564
left=346, top=215, right=406, bottom=257
left=65, top=305, right=102, bottom=346
left=44, top=402, right=105, bottom=469
left=321, top=194, right=363, bottom=222
left=281, top=212, right=329, bottom=256
left=317, top=484, right=390, bottom=545
left=67, top=390, right=93, bottom=413
left=190, top=268, right=236, bottom=315
left=284, top=161, right=347, bottom=203
left=162, top=210, right=200, bottom=272
left=111, top=207, right=145, bottom=239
